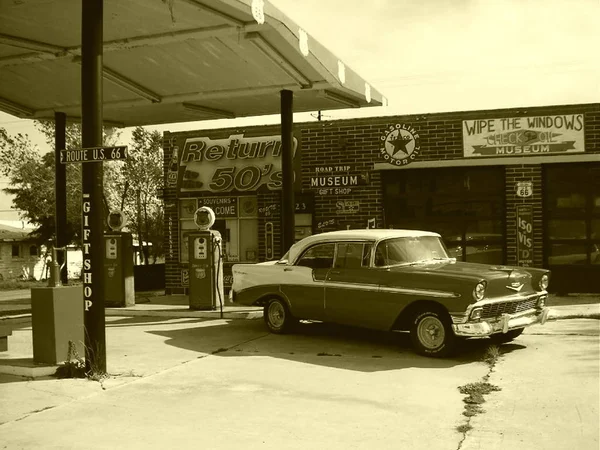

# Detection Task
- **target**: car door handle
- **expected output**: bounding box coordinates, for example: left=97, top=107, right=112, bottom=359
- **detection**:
left=283, top=267, right=293, bottom=271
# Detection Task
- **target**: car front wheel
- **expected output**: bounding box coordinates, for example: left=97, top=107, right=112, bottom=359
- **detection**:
left=410, top=309, right=456, bottom=357
left=264, top=298, right=295, bottom=334
left=489, top=327, right=525, bottom=344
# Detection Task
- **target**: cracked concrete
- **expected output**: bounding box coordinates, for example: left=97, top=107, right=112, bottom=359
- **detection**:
left=455, top=347, right=503, bottom=449
left=459, top=320, right=599, bottom=450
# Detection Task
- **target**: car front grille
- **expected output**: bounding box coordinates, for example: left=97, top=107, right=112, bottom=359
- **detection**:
left=481, top=298, right=538, bottom=319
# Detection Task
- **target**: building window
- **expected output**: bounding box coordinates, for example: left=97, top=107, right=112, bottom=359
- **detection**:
left=179, top=196, right=259, bottom=264
left=12, top=244, right=20, bottom=258
left=29, top=245, right=38, bottom=256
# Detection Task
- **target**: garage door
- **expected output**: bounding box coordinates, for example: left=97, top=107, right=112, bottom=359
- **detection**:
left=543, top=163, right=600, bottom=293
left=382, top=167, right=505, bottom=265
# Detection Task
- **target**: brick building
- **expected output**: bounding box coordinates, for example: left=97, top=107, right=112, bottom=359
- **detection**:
left=162, top=102, right=600, bottom=294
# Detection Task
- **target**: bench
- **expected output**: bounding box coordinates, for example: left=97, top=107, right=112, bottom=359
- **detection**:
left=0, top=325, right=12, bottom=352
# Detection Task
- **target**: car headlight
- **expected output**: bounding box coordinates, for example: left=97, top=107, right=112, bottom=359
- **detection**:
left=473, top=281, right=486, bottom=301
left=470, top=307, right=483, bottom=320
left=539, top=274, right=549, bottom=291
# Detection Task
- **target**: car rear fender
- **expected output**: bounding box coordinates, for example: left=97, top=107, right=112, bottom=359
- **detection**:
left=391, top=300, right=450, bottom=331
left=251, top=290, right=293, bottom=311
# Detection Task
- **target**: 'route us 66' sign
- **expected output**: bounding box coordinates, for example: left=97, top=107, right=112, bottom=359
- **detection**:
left=516, top=181, right=533, bottom=198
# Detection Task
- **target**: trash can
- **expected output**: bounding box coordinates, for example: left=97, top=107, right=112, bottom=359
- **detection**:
left=31, top=285, right=84, bottom=364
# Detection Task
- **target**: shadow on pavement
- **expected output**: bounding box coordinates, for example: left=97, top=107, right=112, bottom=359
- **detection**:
left=148, top=319, right=524, bottom=372
left=106, top=316, right=211, bottom=328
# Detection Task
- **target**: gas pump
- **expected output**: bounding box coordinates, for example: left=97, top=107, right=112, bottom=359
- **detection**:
left=103, top=211, right=135, bottom=307
left=188, top=206, right=224, bottom=312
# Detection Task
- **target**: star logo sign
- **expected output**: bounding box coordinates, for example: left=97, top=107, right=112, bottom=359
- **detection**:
left=388, top=132, right=413, bottom=157
left=380, top=124, right=421, bottom=166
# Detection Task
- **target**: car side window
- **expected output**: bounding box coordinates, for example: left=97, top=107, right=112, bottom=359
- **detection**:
left=296, top=243, right=335, bottom=270
left=335, top=242, right=373, bottom=269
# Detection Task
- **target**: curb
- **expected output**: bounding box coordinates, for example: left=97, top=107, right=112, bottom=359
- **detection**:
left=547, top=313, right=600, bottom=321
left=0, top=363, right=58, bottom=378
left=1, top=310, right=264, bottom=322
left=105, top=309, right=263, bottom=320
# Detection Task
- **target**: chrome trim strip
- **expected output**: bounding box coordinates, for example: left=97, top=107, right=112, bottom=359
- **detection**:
left=324, top=282, right=379, bottom=291
left=378, top=286, right=460, bottom=299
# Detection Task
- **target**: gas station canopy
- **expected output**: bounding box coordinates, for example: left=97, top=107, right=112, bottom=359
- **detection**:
left=0, top=0, right=385, bottom=127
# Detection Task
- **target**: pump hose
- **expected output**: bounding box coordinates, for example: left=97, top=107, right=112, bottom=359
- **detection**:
left=214, top=238, right=224, bottom=319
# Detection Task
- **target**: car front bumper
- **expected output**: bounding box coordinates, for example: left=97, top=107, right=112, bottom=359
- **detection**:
left=451, top=307, right=550, bottom=337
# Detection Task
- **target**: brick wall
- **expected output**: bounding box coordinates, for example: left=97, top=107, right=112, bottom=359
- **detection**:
left=505, top=165, right=543, bottom=266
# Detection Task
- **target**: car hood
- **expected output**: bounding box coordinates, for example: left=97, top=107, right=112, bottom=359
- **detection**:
left=387, top=260, right=540, bottom=297
left=390, top=261, right=519, bottom=278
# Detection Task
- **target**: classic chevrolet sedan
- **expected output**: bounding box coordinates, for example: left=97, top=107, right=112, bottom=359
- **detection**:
left=231, top=229, right=550, bottom=357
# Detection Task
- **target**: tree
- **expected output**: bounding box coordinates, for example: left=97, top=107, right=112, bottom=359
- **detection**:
left=113, top=126, right=164, bottom=264
left=0, top=122, right=164, bottom=264
left=0, top=121, right=121, bottom=244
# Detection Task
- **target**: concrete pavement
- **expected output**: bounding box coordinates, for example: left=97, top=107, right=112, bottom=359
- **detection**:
left=0, top=304, right=598, bottom=449
left=0, top=288, right=598, bottom=449
left=461, top=319, right=600, bottom=450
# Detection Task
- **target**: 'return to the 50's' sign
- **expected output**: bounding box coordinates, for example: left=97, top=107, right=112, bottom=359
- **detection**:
left=173, top=133, right=298, bottom=193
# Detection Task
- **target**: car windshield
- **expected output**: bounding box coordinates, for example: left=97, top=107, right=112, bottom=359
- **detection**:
left=374, top=236, right=451, bottom=267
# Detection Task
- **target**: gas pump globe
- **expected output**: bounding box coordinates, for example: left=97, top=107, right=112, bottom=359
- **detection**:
left=107, top=211, right=127, bottom=232
left=194, top=206, right=215, bottom=230
left=188, top=207, right=224, bottom=311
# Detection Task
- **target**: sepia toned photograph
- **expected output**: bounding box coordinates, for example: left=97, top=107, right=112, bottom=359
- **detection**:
left=0, top=1, right=598, bottom=448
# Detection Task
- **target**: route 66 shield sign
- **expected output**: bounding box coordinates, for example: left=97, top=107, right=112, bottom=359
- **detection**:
left=516, top=181, right=533, bottom=198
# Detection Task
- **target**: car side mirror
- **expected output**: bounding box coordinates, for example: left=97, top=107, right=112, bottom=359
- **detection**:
left=276, top=259, right=288, bottom=265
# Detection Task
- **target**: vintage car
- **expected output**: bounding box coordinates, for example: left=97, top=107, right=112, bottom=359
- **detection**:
left=230, top=229, right=550, bottom=357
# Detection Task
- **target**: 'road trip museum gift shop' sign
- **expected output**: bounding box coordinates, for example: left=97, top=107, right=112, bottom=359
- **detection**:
left=463, top=113, right=585, bottom=157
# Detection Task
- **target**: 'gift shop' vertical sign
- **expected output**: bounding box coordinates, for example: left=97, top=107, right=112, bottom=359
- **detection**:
left=517, top=205, right=534, bottom=267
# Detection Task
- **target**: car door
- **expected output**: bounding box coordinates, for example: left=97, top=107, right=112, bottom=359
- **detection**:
left=280, top=242, right=334, bottom=321
left=325, top=241, right=401, bottom=330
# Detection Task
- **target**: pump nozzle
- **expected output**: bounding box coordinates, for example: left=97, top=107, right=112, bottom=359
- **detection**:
left=48, top=245, right=66, bottom=288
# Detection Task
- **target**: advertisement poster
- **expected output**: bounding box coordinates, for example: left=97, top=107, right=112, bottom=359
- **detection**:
left=463, top=114, right=585, bottom=157
left=516, top=205, right=534, bottom=267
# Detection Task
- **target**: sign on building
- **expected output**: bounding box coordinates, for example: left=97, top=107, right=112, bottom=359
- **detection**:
left=174, top=133, right=299, bottom=193
left=516, top=205, right=534, bottom=267
left=463, top=114, right=585, bottom=157
left=516, top=181, right=533, bottom=198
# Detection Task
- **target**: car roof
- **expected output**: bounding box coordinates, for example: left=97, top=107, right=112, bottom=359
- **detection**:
left=285, top=229, right=441, bottom=262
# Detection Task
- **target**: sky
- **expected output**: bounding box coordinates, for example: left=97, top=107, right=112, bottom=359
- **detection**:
left=1, top=0, right=599, bottom=221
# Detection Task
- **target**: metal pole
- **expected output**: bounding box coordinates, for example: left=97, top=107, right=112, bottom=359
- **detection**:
left=54, top=112, right=68, bottom=285
left=81, top=0, right=106, bottom=374
left=280, top=90, right=295, bottom=253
